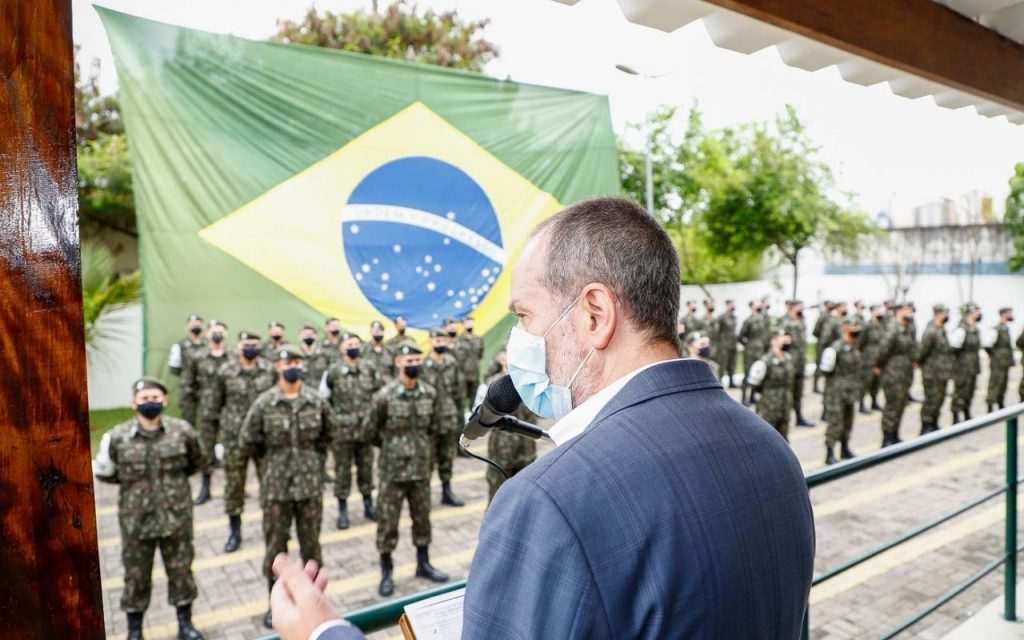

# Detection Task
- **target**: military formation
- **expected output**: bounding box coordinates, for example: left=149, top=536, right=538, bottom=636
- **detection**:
left=94, top=313, right=498, bottom=635
left=681, top=298, right=1022, bottom=465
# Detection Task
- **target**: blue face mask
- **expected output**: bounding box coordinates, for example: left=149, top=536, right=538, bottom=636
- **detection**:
left=507, top=295, right=593, bottom=420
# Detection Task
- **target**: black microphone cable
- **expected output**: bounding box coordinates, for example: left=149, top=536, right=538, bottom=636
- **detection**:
left=457, top=441, right=509, bottom=480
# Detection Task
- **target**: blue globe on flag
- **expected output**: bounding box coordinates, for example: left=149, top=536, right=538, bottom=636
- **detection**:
left=341, top=156, right=505, bottom=328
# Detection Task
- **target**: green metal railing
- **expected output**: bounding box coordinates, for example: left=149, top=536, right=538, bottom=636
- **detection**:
left=258, top=403, right=1024, bottom=640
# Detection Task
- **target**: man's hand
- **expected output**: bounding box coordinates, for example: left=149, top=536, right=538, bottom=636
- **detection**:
left=270, top=553, right=337, bottom=640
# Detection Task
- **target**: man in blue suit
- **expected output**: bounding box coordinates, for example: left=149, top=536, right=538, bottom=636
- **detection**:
left=463, top=196, right=815, bottom=639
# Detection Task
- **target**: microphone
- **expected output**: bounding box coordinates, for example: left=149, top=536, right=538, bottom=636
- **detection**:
left=460, top=375, right=551, bottom=446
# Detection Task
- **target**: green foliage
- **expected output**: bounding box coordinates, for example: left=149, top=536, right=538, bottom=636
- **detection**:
left=1005, top=161, right=1024, bottom=272
left=77, top=133, right=136, bottom=236
left=82, top=240, right=141, bottom=350
left=272, top=1, right=499, bottom=71
left=89, top=408, right=136, bottom=451
left=74, top=46, right=123, bottom=145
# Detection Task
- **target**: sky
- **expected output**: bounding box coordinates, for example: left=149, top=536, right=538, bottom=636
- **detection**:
left=72, top=0, right=1024, bottom=223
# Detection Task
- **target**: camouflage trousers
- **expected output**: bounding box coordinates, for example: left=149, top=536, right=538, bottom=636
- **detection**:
left=179, top=399, right=197, bottom=432
left=952, top=373, right=978, bottom=413
left=791, top=367, right=806, bottom=419
left=331, top=438, right=374, bottom=501
left=825, top=397, right=856, bottom=448
left=262, top=498, right=322, bottom=581
left=882, top=373, right=911, bottom=436
left=718, top=347, right=737, bottom=378
left=376, top=479, right=431, bottom=553
left=432, top=427, right=460, bottom=484
left=120, top=525, right=197, bottom=612
left=464, top=379, right=480, bottom=412
left=223, top=444, right=265, bottom=517
left=1020, top=368, right=1024, bottom=402
left=487, top=463, right=530, bottom=504
left=921, top=375, right=950, bottom=427
left=986, top=365, right=1011, bottom=406
left=197, top=417, right=221, bottom=473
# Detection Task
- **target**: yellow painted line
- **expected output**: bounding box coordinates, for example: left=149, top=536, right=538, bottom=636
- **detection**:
left=98, top=470, right=486, bottom=549
left=102, top=500, right=487, bottom=591
left=95, top=483, right=259, bottom=517
left=813, top=443, right=1005, bottom=517
left=809, top=504, right=1004, bottom=604
left=108, top=548, right=478, bottom=640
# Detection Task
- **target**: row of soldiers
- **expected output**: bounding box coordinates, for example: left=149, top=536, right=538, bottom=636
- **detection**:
left=97, top=313, right=530, bottom=637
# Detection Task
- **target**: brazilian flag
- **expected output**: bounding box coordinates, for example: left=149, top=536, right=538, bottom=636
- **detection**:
left=99, top=8, right=619, bottom=379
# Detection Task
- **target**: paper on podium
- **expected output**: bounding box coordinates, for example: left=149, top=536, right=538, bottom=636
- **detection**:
left=402, top=587, right=465, bottom=640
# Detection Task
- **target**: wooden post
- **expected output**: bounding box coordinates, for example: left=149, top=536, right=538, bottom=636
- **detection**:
left=0, top=1, right=106, bottom=637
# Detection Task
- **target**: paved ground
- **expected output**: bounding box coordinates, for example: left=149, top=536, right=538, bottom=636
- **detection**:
left=94, top=368, right=1024, bottom=639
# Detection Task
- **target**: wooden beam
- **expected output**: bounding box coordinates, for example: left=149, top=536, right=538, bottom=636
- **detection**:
left=702, top=0, right=1024, bottom=113
left=0, top=1, right=106, bottom=637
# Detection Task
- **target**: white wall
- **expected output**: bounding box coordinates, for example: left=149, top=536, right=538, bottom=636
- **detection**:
left=87, top=303, right=143, bottom=410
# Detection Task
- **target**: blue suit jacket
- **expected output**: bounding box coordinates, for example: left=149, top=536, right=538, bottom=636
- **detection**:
left=463, top=359, right=814, bottom=639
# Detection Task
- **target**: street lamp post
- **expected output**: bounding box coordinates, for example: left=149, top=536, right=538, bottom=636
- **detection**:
left=615, top=64, right=661, bottom=215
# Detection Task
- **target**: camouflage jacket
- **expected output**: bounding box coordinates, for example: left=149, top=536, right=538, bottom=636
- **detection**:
left=752, top=352, right=792, bottom=423
left=261, top=340, right=287, bottom=361
left=701, top=314, right=719, bottom=345
left=180, top=347, right=230, bottom=427
left=421, top=352, right=465, bottom=423
left=877, top=323, right=918, bottom=379
left=953, top=323, right=982, bottom=375
left=241, top=385, right=330, bottom=502
left=168, top=336, right=205, bottom=377
left=323, top=357, right=382, bottom=441
left=454, top=333, right=484, bottom=383
left=818, top=317, right=841, bottom=359
left=823, top=339, right=863, bottom=404
left=780, top=315, right=808, bottom=368
left=988, top=324, right=1014, bottom=369
left=95, top=416, right=201, bottom=539
left=300, top=347, right=331, bottom=388
left=859, top=318, right=888, bottom=364
left=714, top=312, right=737, bottom=352
left=364, top=379, right=442, bottom=482
left=680, top=312, right=701, bottom=334
left=738, top=313, right=769, bottom=361
left=211, top=357, right=276, bottom=445
left=320, top=337, right=342, bottom=364
left=917, top=324, right=954, bottom=379
left=364, top=342, right=393, bottom=380
left=483, top=374, right=538, bottom=469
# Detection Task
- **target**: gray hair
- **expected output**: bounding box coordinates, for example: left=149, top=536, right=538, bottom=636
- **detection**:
left=533, top=196, right=680, bottom=345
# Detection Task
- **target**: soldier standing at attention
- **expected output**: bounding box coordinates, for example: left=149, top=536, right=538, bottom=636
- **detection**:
left=685, top=332, right=720, bottom=379
left=818, top=302, right=846, bottom=419
left=322, top=332, right=381, bottom=529
left=681, top=300, right=700, bottom=334
left=422, top=327, right=466, bottom=507
left=168, top=314, right=205, bottom=426
left=1017, top=325, right=1024, bottom=402
left=210, top=330, right=275, bottom=553
left=454, top=316, right=485, bottom=409
left=181, top=319, right=230, bottom=506
left=984, top=307, right=1015, bottom=411
left=781, top=300, right=815, bottom=427
left=715, top=299, right=739, bottom=388
left=261, top=321, right=286, bottom=360
left=298, top=324, right=331, bottom=387
left=917, top=305, right=953, bottom=435
left=365, top=320, right=391, bottom=378
left=701, top=299, right=718, bottom=360
left=820, top=318, right=863, bottom=464
left=951, top=303, right=983, bottom=422
left=738, top=300, right=767, bottom=406
left=92, top=378, right=204, bottom=640
left=385, top=315, right=417, bottom=357
left=481, top=347, right=538, bottom=503
left=860, top=305, right=888, bottom=413
left=812, top=300, right=836, bottom=395
left=365, top=345, right=450, bottom=596
left=747, top=330, right=794, bottom=441
left=321, top=317, right=343, bottom=364
left=876, top=303, right=918, bottom=446
left=853, top=300, right=866, bottom=321
left=241, top=345, right=331, bottom=629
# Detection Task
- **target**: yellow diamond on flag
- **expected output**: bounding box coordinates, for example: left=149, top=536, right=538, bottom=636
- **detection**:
left=199, top=102, right=562, bottom=335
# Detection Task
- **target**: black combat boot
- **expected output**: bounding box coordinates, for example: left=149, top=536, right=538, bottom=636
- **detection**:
left=951, top=410, right=961, bottom=424
left=263, top=581, right=274, bottom=628
left=859, top=399, right=870, bottom=415
left=871, top=397, right=882, bottom=411
left=363, top=494, right=377, bottom=521
left=441, top=482, right=464, bottom=507
left=840, top=442, right=856, bottom=460
left=379, top=553, right=395, bottom=597
left=825, top=445, right=837, bottom=466
left=415, top=546, right=449, bottom=583
left=337, top=499, right=349, bottom=530
left=796, top=414, right=815, bottom=427
left=193, top=473, right=211, bottom=506
left=176, top=605, right=203, bottom=640
left=881, top=433, right=895, bottom=448
left=741, top=387, right=749, bottom=406
left=224, top=515, right=242, bottom=553
left=964, top=409, right=972, bottom=421
left=750, top=391, right=759, bottom=405
left=126, top=611, right=144, bottom=640
left=892, top=432, right=903, bottom=445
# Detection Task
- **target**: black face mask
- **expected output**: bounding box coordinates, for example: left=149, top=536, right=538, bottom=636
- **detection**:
left=941, top=317, right=949, bottom=325
left=433, top=345, right=448, bottom=355
left=345, top=347, right=361, bottom=359
left=465, top=327, right=473, bottom=334
left=1009, top=317, right=1016, bottom=323
left=678, top=332, right=687, bottom=340
left=707, top=308, right=716, bottom=314
left=282, top=366, right=304, bottom=383
left=977, top=314, right=983, bottom=322
left=697, top=346, right=712, bottom=358
left=242, top=345, right=262, bottom=360
left=302, top=337, right=316, bottom=346
left=397, top=328, right=406, bottom=336
left=796, top=311, right=804, bottom=318
left=372, top=334, right=383, bottom=342
left=137, top=401, right=164, bottom=420
left=211, top=333, right=224, bottom=344
left=447, top=330, right=457, bottom=338
left=189, top=326, right=202, bottom=336
left=838, top=310, right=848, bottom=317
left=849, top=331, right=862, bottom=339
left=271, top=334, right=283, bottom=342
left=781, top=342, right=792, bottom=352
left=404, top=365, right=421, bottom=379
left=329, top=329, right=340, bottom=337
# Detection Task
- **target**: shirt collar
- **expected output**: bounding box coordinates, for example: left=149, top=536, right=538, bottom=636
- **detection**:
left=548, top=358, right=686, bottom=447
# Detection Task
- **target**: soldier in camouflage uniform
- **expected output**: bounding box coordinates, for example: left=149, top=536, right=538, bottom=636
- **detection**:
left=240, top=345, right=331, bottom=629
left=859, top=306, right=888, bottom=413
left=739, top=300, right=770, bottom=405
left=985, top=307, right=1015, bottom=411
left=781, top=300, right=814, bottom=427
left=714, top=300, right=739, bottom=388
left=321, top=317, right=343, bottom=364
left=817, top=302, right=846, bottom=417
left=92, top=377, right=204, bottom=640
left=364, top=345, right=450, bottom=596
left=685, top=331, right=720, bottom=379
left=261, top=320, right=286, bottom=360
left=298, top=324, right=331, bottom=387
left=322, top=332, right=382, bottom=529
left=454, top=316, right=485, bottom=408
left=701, top=299, right=718, bottom=360
left=168, top=314, right=206, bottom=426
left=681, top=300, right=700, bottom=335
left=820, top=318, right=863, bottom=464
left=209, top=330, right=275, bottom=553
left=951, top=303, right=982, bottom=422
left=812, top=300, right=836, bottom=395
left=384, top=315, right=417, bottom=362
left=181, top=319, right=230, bottom=506
left=1018, top=327, right=1024, bottom=402
left=917, top=305, right=953, bottom=435
left=365, top=320, right=392, bottom=379
left=482, top=348, right=539, bottom=502
left=876, top=303, right=918, bottom=446
left=422, top=327, right=467, bottom=506
left=747, top=330, right=794, bottom=441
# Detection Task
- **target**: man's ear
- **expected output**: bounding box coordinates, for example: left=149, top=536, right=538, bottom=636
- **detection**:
left=579, top=283, right=617, bottom=350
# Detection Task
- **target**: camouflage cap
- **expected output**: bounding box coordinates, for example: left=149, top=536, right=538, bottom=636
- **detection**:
left=324, top=316, right=339, bottom=324
left=132, top=376, right=167, bottom=395
left=786, top=299, right=803, bottom=307
left=893, top=302, right=910, bottom=311
left=268, top=320, right=285, bottom=329
left=370, top=320, right=384, bottom=330
left=770, top=329, right=788, bottom=339
left=340, top=331, right=362, bottom=342
left=301, top=324, right=317, bottom=332
left=1000, top=307, right=1013, bottom=314
left=274, top=345, right=306, bottom=361
left=685, top=331, right=704, bottom=345
left=187, top=314, right=203, bottom=322
left=932, top=304, right=949, bottom=314
left=208, top=319, right=227, bottom=329
left=429, top=327, right=448, bottom=338
left=238, top=330, right=261, bottom=341
left=395, top=344, right=423, bottom=356
left=443, top=317, right=459, bottom=325
left=964, top=302, right=980, bottom=312
left=841, top=317, right=862, bottom=328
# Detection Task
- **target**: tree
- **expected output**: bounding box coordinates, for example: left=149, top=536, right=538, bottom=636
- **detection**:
left=81, top=240, right=141, bottom=367
left=272, top=1, right=499, bottom=71
left=697, top=105, right=876, bottom=298
left=1005, top=161, right=1024, bottom=272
